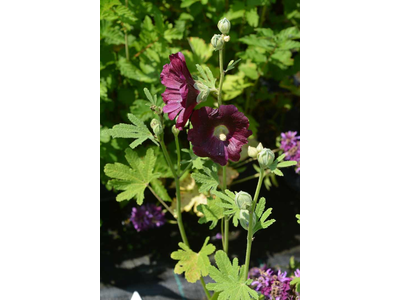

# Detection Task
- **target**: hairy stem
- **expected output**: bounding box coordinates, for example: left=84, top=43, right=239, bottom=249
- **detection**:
left=244, top=168, right=264, bottom=278
left=160, top=137, right=188, bottom=246
left=217, top=46, right=225, bottom=107
left=222, top=165, right=229, bottom=254
left=174, top=134, right=181, bottom=175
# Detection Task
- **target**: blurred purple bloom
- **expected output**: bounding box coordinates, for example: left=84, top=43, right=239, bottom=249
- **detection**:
left=215, top=233, right=222, bottom=240
left=188, top=105, right=252, bottom=166
left=249, top=268, right=294, bottom=300
left=130, top=204, right=166, bottom=232
left=160, top=52, right=199, bottom=130
left=280, top=131, right=300, bottom=173
left=294, top=269, right=300, bottom=278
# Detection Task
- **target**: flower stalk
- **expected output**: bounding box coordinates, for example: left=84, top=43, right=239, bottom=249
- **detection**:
left=244, top=168, right=265, bottom=278
left=217, top=47, right=225, bottom=107
left=159, top=135, right=189, bottom=246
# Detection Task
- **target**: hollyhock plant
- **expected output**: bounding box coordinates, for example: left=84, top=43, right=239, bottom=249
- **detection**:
left=188, top=105, right=252, bottom=166
left=130, top=203, right=166, bottom=232
left=104, top=16, right=300, bottom=299
left=160, top=52, right=199, bottom=130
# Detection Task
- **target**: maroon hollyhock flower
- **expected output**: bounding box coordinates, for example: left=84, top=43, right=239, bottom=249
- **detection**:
left=188, top=105, right=252, bottom=166
left=160, top=52, right=199, bottom=130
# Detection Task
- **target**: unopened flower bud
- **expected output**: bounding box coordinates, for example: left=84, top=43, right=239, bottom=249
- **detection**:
left=218, top=18, right=231, bottom=35
left=223, top=35, right=230, bottom=42
left=235, top=191, right=252, bottom=209
left=256, top=142, right=263, bottom=152
left=239, top=209, right=257, bottom=231
left=172, top=125, right=180, bottom=136
left=211, top=34, right=224, bottom=50
left=150, top=118, right=163, bottom=136
left=258, top=148, right=275, bottom=168
left=194, top=81, right=210, bottom=103
left=247, top=146, right=258, bottom=158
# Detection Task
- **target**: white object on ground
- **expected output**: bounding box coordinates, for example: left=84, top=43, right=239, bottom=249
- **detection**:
left=131, top=291, right=142, bottom=300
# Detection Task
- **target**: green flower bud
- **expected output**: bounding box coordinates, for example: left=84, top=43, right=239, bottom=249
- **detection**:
left=211, top=34, right=224, bottom=50
left=172, top=125, right=180, bottom=136
left=239, top=209, right=257, bottom=231
left=218, top=18, right=231, bottom=35
left=235, top=191, right=253, bottom=209
left=194, top=81, right=210, bottom=103
left=150, top=118, right=163, bottom=136
left=257, top=148, right=275, bottom=168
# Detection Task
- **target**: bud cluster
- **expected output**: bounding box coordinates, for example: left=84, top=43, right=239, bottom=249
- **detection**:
left=211, top=18, right=231, bottom=50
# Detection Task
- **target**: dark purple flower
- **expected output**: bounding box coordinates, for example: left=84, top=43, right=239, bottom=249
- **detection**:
left=130, top=203, right=166, bottom=232
left=280, top=131, right=300, bottom=173
left=160, top=52, right=199, bottom=130
left=188, top=105, right=252, bottom=166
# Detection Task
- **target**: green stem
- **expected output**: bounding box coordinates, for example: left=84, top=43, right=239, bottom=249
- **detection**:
left=160, top=136, right=188, bottom=246
left=179, top=162, right=192, bottom=179
left=231, top=173, right=260, bottom=186
left=174, top=134, right=181, bottom=175
left=260, top=5, right=267, bottom=27
left=217, top=47, right=225, bottom=107
left=160, top=134, right=209, bottom=298
left=174, top=173, right=190, bottom=246
left=160, top=135, right=177, bottom=178
left=148, top=186, right=176, bottom=218
left=200, top=277, right=211, bottom=299
left=244, top=168, right=264, bottom=278
left=222, top=165, right=229, bottom=254
left=221, top=220, right=225, bottom=250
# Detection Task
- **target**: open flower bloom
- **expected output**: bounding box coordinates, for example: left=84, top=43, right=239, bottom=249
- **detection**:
left=130, top=204, right=165, bottom=232
left=188, top=105, right=252, bottom=166
left=160, top=52, right=199, bottom=130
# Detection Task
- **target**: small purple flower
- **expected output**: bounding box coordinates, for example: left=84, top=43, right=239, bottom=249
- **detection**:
left=280, top=131, right=300, bottom=173
left=160, top=52, right=199, bottom=130
left=130, top=203, right=166, bottom=232
left=215, top=233, right=222, bottom=240
left=294, top=269, right=300, bottom=278
left=249, top=268, right=294, bottom=300
left=188, top=105, right=252, bottom=166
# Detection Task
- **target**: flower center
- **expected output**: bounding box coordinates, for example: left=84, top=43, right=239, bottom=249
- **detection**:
left=213, top=125, right=229, bottom=141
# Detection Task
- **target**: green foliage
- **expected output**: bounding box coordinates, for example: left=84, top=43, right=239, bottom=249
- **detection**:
left=108, top=113, right=159, bottom=150
left=191, top=164, right=219, bottom=193
left=225, top=58, right=241, bottom=73
left=171, top=237, right=216, bottom=283
left=100, top=0, right=300, bottom=202
left=211, top=189, right=241, bottom=227
left=290, top=277, right=300, bottom=293
left=206, top=250, right=259, bottom=300
left=296, top=214, right=300, bottom=224
left=104, top=148, right=160, bottom=204
left=197, top=196, right=225, bottom=229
